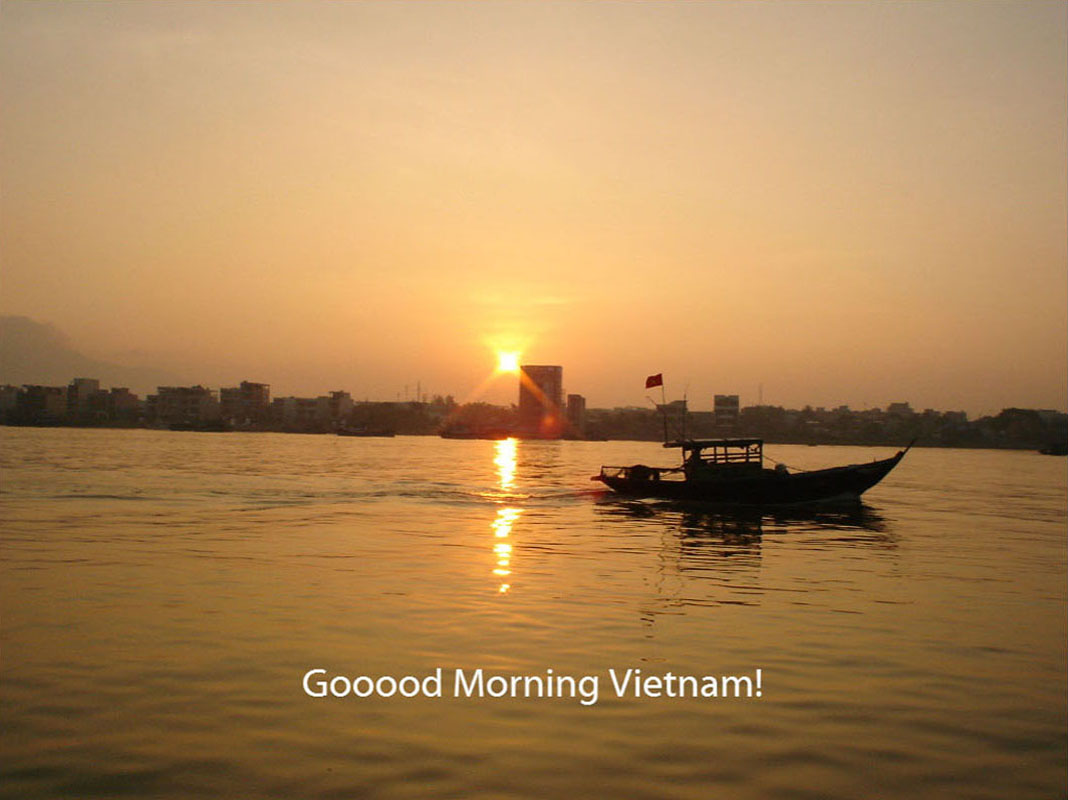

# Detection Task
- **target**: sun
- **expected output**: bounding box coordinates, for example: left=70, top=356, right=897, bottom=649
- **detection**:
left=496, top=351, right=521, bottom=373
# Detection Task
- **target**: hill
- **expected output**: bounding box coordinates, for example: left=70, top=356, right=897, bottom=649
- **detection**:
left=0, top=315, right=185, bottom=395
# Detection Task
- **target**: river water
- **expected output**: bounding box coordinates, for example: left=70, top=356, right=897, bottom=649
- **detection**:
left=1, top=428, right=1065, bottom=799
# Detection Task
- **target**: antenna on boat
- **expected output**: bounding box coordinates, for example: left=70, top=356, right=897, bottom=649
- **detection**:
left=660, top=380, right=670, bottom=443
left=646, top=393, right=670, bottom=444
left=680, top=386, right=689, bottom=441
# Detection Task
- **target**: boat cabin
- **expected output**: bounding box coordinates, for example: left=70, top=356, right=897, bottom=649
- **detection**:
left=666, top=438, right=765, bottom=478
left=665, top=438, right=764, bottom=464
left=596, top=438, right=767, bottom=485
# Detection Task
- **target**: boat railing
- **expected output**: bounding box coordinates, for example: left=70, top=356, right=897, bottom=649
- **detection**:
left=693, top=447, right=762, bottom=466
left=600, top=465, right=683, bottom=481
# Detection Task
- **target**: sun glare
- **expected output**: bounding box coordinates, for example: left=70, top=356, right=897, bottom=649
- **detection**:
left=496, top=351, right=521, bottom=373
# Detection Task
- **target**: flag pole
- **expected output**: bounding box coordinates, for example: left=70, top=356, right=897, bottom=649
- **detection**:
left=681, top=387, right=688, bottom=441
left=660, top=382, right=668, bottom=443
left=645, top=373, right=669, bottom=443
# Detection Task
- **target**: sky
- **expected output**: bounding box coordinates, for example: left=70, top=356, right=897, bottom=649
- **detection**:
left=1, top=1, right=1065, bottom=416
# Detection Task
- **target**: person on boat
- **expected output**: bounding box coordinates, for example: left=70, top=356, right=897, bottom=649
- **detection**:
left=684, top=447, right=706, bottom=480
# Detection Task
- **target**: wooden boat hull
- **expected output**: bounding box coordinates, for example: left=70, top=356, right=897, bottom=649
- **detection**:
left=596, top=449, right=907, bottom=507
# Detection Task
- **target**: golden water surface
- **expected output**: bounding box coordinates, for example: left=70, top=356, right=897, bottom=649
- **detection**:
left=1, top=428, right=1065, bottom=799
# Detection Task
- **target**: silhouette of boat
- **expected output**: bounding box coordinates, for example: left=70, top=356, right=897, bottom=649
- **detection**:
left=439, top=425, right=512, bottom=440
left=169, top=420, right=232, bottom=432
left=594, top=438, right=911, bottom=506
left=337, top=427, right=395, bottom=438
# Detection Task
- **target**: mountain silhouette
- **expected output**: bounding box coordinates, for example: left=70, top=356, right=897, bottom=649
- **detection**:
left=0, top=316, right=186, bottom=395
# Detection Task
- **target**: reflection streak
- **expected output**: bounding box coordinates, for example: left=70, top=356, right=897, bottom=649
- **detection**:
left=492, top=438, right=521, bottom=593
left=494, top=437, right=517, bottom=492
left=491, top=507, right=522, bottom=589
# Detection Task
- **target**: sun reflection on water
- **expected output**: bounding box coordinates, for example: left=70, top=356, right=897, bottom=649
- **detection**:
left=491, top=438, right=521, bottom=593
left=491, top=507, right=523, bottom=592
left=493, top=437, right=517, bottom=492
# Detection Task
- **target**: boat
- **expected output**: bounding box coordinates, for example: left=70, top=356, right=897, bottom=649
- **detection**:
left=439, top=425, right=512, bottom=440
left=593, top=438, right=911, bottom=506
left=337, top=426, right=395, bottom=438
left=169, top=420, right=233, bottom=432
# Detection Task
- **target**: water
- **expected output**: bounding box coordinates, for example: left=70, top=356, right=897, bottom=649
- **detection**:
left=1, top=428, right=1065, bottom=799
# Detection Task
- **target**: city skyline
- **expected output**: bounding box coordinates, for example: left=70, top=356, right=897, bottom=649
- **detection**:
left=8, top=369, right=1066, bottom=455
left=2, top=3, right=1066, bottom=418
left=5, top=362, right=1050, bottom=420
left=1, top=311, right=1062, bottom=418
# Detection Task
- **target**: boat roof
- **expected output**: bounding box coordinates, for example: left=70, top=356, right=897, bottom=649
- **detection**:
left=664, top=438, right=764, bottom=449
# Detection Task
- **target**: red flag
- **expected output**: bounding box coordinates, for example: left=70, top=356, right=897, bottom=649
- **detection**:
left=645, top=373, right=663, bottom=389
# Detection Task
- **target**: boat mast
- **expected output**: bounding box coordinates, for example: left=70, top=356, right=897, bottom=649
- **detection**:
left=646, top=383, right=670, bottom=444
left=661, top=382, right=669, bottom=443
left=681, top=387, right=688, bottom=441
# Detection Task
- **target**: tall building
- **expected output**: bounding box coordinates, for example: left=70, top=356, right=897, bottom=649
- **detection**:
left=67, top=378, right=101, bottom=417
left=566, top=394, right=586, bottom=438
left=518, top=365, right=563, bottom=438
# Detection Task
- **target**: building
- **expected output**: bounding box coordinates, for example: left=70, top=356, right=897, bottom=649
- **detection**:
left=66, top=378, right=107, bottom=420
left=147, top=386, right=220, bottom=425
left=566, top=394, right=586, bottom=438
left=942, top=411, right=968, bottom=426
left=328, top=391, right=354, bottom=421
left=268, top=392, right=353, bottom=431
left=656, top=399, right=688, bottom=439
left=270, top=396, right=334, bottom=429
left=220, top=381, right=271, bottom=425
left=887, top=402, right=914, bottom=418
left=0, top=385, right=19, bottom=420
left=67, top=378, right=102, bottom=418
left=714, top=394, right=740, bottom=426
left=106, top=388, right=141, bottom=421
left=518, top=365, right=564, bottom=438
left=16, top=386, right=68, bottom=423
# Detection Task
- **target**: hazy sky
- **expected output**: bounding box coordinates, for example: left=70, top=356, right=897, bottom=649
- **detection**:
left=2, top=1, right=1065, bottom=415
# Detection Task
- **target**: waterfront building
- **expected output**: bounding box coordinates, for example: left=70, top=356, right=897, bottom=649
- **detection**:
left=1, top=385, right=21, bottom=419
left=271, top=396, right=333, bottom=429
left=566, top=394, right=586, bottom=438
left=147, top=386, right=221, bottom=425
left=887, top=402, right=914, bottom=418
left=220, top=381, right=271, bottom=424
left=714, top=394, right=740, bottom=426
left=107, top=388, right=141, bottom=421
left=16, top=386, right=68, bottom=424
left=656, top=399, right=689, bottom=439
left=67, top=378, right=102, bottom=417
left=328, top=391, right=354, bottom=421
left=518, top=365, right=563, bottom=438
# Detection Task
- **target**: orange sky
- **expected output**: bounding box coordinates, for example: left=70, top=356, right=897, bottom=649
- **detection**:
left=2, top=1, right=1065, bottom=415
